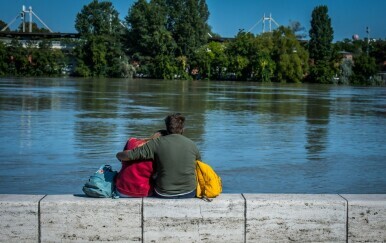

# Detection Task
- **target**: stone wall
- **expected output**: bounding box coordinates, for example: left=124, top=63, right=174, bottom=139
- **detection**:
left=1, top=194, right=385, bottom=242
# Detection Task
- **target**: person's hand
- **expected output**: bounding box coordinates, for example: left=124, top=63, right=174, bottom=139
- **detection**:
left=116, top=151, right=129, bottom=162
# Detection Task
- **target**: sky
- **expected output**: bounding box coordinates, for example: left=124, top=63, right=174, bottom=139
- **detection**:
left=1, top=0, right=385, bottom=42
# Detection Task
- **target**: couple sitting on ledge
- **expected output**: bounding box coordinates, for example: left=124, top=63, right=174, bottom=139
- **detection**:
left=116, top=113, right=201, bottom=199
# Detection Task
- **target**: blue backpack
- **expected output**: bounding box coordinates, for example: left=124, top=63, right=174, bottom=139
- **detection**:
left=82, top=165, right=118, bottom=198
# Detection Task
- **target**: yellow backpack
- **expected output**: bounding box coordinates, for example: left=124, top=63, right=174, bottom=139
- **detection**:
left=195, top=160, right=222, bottom=201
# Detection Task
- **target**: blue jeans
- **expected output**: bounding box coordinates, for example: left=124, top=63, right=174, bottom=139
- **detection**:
left=153, top=189, right=196, bottom=199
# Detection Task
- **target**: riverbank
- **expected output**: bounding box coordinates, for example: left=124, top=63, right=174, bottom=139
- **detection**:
left=1, top=194, right=385, bottom=242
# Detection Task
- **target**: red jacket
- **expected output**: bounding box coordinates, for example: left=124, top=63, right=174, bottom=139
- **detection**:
left=115, top=138, right=154, bottom=197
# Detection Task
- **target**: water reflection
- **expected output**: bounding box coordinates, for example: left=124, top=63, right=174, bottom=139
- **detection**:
left=305, top=86, right=330, bottom=159
left=0, top=78, right=385, bottom=194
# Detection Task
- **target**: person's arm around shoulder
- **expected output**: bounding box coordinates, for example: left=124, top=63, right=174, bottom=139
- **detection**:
left=116, top=138, right=158, bottom=162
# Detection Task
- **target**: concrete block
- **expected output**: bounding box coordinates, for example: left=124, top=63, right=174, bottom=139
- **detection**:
left=143, top=194, right=245, bottom=242
left=244, top=194, right=347, bottom=242
left=342, top=194, right=386, bottom=242
left=0, top=194, right=44, bottom=243
left=40, top=195, right=142, bottom=242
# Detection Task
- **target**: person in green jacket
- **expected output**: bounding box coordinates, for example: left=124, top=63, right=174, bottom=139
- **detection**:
left=116, top=113, right=201, bottom=198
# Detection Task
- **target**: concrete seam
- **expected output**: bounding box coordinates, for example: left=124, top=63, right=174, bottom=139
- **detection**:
left=141, top=197, right=144, bottom=243
left=38, top=195, right=47, bottom=243
left=241, top=193, right=247, bottom=243
left=338, top=194, right=349, bottom=243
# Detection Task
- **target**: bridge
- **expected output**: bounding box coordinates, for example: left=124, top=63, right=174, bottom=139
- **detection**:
left=0, top=5, right=79, bottom=40
left=0, top=31, right=79, bottom=39
left=1, top=5, right=279, bottom=43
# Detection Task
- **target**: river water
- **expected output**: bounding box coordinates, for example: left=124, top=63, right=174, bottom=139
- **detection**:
left=0, top=77, right=385, bottom=195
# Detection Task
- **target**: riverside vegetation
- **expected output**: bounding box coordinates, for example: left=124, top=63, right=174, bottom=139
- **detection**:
left=0, top=1, right=385, bottom=85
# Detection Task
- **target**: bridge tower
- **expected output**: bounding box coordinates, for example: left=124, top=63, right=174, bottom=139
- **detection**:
left=248, top=13, right=280, bottom=34
left=1, top=5, right=53, bottom=33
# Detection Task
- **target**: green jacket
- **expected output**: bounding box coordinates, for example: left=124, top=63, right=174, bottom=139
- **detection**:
left=126, top=134, right=201, bottom=195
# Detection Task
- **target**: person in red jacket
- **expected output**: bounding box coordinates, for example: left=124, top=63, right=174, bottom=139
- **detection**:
left=115, top=130, right=166, bottom=197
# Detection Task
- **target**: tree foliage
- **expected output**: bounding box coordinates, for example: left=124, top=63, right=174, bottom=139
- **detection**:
left=225, top=31, right=254, bottom=80
left=125, top=0, right=177, bottom=78
left=370, top=40, right=386, bottom=71
left=0, top=39, right=65, bottom=76
left=336, top=59, right=353, bottom=85
left=352, top=54, right=378, bottom=85
left=74, top=0, right=131, bottom=78
left=272, top=27, right=309, bottom=83
left=165, top=0, right=210, bottom=58
left=0, top=41, right=8, bottom=75
left=308, top=5, right=334, bottom=83
left=219, top=28, right=308, bottom=83
left=75, top=0, right=123, bottom=36
left=0, top=1, right=385, bottom=85
left=309, top=6, right=334, bottom=61
left=124, top=0, right=210, bottom=79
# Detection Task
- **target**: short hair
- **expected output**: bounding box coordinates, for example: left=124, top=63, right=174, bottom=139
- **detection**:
left=164, top=113, right=185, bottom=134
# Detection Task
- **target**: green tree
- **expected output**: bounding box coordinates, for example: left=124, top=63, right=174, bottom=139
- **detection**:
left=166, top=0, right=210, bottom=59
left=152, top=54, right=178, bottom=79
left=126, top=0, right=170, bottom=57
left=0, top=41, right=8, bottom=75
left=254, top=51, right=275, bottom=82
left=124, top=0, right=210, bottom=79
left=336, top=59, right=353, bottom=85
left=272, top=27, right=309, bottom=83
left=308, top=5, right=334, bottom=83
left=334, top=38, right=364, bottom=55
left=225, top=31, right=256, bottom=80
left=192, top=41, right=228, bottom=80
left=6, top=40, right=28, bottom=75
left=248, top=32, right=275, bottom=82
left=74, top=35, right=108, bottom=77
left=351, top=54, right=378, bottom=85
left=370, top=39, right=386, bottom=71
left=125, top=0, right=177, bottom=78
left=225, top=28, right=308, bottom=83
left=75, top=0, right=123, bottom=36
left=3, top=39, right=65, bottom=77
left=192, top=45, right=212, bottom=79
left=32, top=41, right=65, bottom=76
left=74, top=0, right=128, bottom=77
left=207, top=41, right=229, bottom=79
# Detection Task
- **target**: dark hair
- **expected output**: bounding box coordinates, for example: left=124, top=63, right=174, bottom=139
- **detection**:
left=164, top=113, right=185, bottom=134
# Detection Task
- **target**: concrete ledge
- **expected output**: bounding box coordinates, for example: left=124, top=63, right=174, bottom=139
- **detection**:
left=0, top=194, right=44, bottom=242
left=244, top=194, right=347, bottom=242
left=40, top=195, right=142, bottom=242
left=341, top=194, right=386, bottom=243
left=0, top=194, right=385, bottom=243
left=143, top=194, right=245, bottom=242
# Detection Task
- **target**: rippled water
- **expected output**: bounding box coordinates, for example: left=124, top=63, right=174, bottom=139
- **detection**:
left=0, top=77, right=385, bottom=194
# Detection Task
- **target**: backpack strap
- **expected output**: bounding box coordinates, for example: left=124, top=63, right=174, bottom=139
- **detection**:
left=201, top=195, right=213, bottom=202
left=111, top=187, right=120, bottom=199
